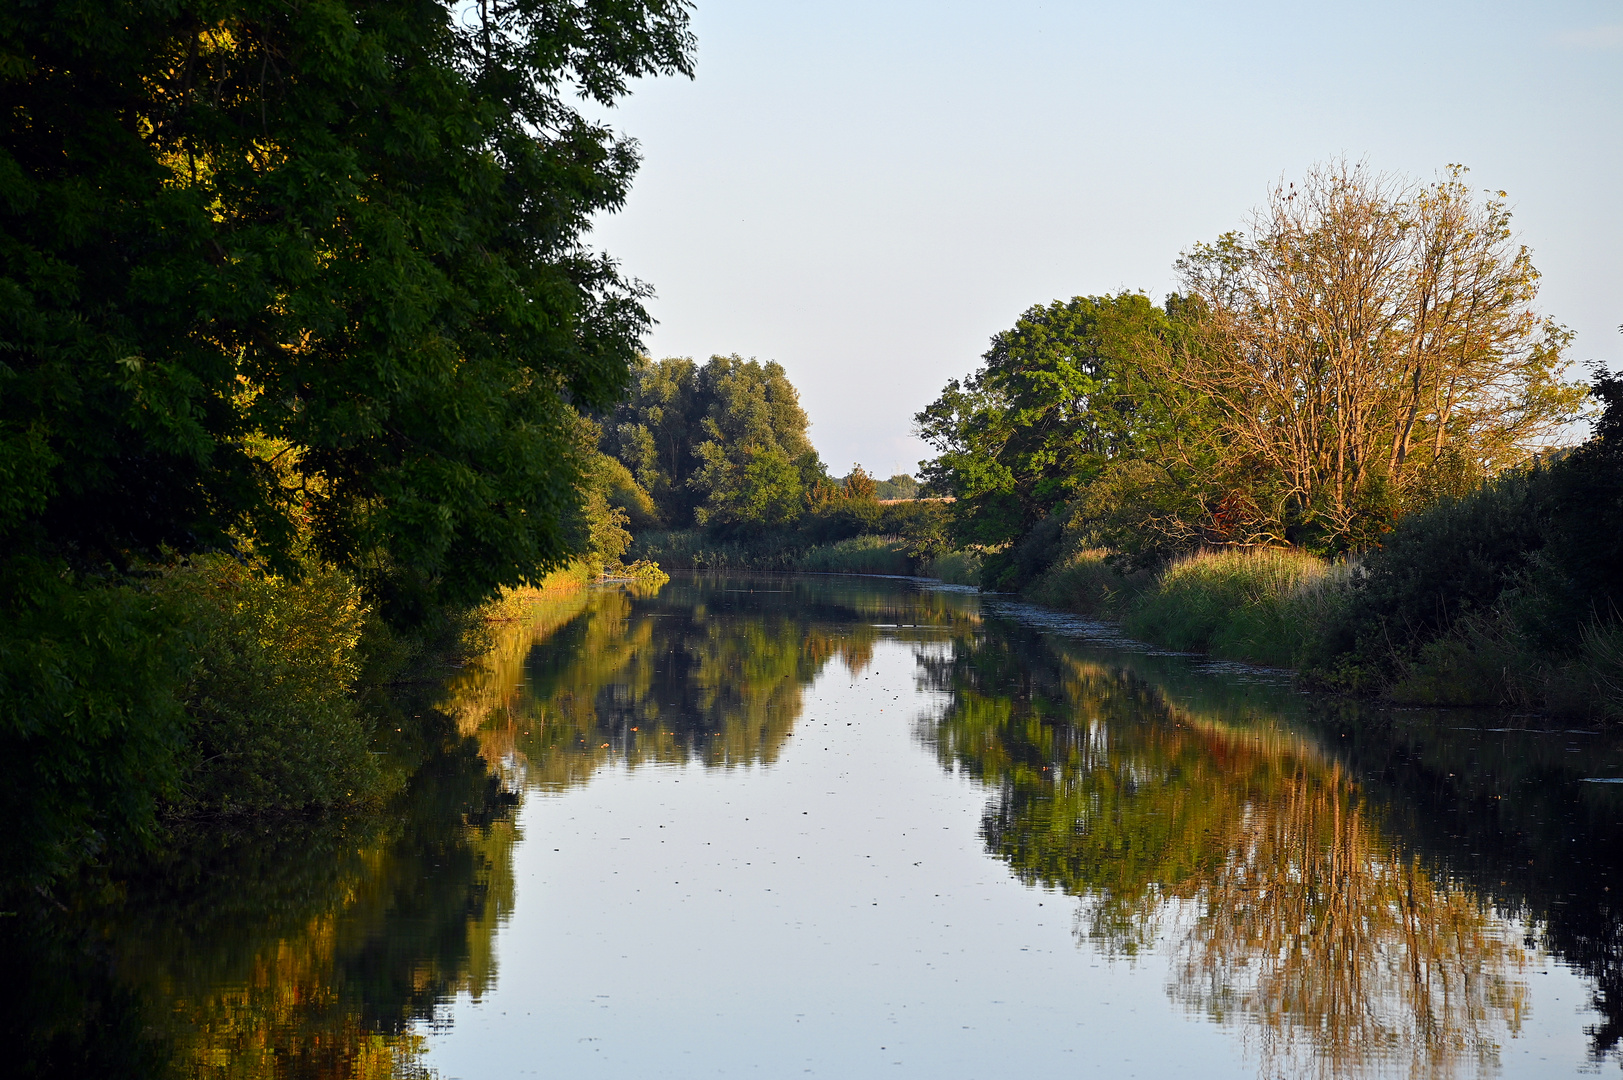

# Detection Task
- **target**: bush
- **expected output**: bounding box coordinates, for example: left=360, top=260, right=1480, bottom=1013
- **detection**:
left=156, top=556, right=386, bottom=816
left=797, top=536, right=912, bottom=576
left=0, top=561, right=188, bottom=896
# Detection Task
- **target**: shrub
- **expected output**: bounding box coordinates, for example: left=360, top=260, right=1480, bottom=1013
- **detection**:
left=156, top=556, right=386, bottom=816
left=0, top=561, right=188, bottom=895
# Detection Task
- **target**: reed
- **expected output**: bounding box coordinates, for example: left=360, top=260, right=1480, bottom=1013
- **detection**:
left=797, top=535, right=913, bottom=576
left=924, top=548, right=983, bottom=586
left=1023, top=548, right=1141, bottom=615
left=1123, top=547, right=1347, bottom=667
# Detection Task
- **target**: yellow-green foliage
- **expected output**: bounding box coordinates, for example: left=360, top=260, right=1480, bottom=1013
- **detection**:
left=797, top=535, right=912, bottom=576
left=157, top=555, right=387, bottom=815
left=1123, top=547, right=1347, bottom=667
left=619, top=559, right=671, bottom=587
left=925, top=549, right=983, bottom=585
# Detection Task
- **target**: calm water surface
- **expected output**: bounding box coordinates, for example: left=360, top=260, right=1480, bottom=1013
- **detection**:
left=18, top=573, right=1623, bottom=1078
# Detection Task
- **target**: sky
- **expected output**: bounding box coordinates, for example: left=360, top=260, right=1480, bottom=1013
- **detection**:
left=585, top=0, right=1623, bottom=478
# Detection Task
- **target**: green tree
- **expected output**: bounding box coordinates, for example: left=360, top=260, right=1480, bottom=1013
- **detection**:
left=685, top=355, right=824, bottom=528
left=604, top=356, right=703, bottom=524
left=604, top=353, right=827, bottom=529
left=0, top=0, right=694, bottom=891
left=873, top=473, right=918, bottom=500
left=915, top=292, right=1196, bottom=580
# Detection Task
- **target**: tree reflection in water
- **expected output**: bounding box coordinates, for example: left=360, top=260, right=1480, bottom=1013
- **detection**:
left=922, top=626, right=1531, bottom=1079
left=18, top=576, right=1623, bottom=1079
left=443, top=574, right=980, bottom=788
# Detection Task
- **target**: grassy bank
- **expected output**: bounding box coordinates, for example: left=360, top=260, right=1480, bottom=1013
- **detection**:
left=1022, top=541, right=1623, bottom=721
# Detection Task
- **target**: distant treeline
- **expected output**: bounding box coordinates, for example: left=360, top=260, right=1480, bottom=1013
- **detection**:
left=918, top=163, right=1622, bottom=717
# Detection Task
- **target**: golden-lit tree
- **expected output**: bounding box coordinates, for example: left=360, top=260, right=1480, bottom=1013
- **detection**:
left=1165, top=162, right=1586, bottom=545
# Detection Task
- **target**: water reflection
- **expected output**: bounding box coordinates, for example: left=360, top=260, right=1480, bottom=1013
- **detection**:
left=922, top=623, right=1533, bottom=1078
left=444, top=575, right=980, bottom=788
left=7, top=703, right=516, bottom=1080
left=14, top=574, right=1623, bottom=1079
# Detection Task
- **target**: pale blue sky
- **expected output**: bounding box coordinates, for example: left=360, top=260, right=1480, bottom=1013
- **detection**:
left=587, top=0, right=1623, bottom=476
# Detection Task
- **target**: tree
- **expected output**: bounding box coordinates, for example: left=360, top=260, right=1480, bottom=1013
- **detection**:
left=0, top=0, right=694, bottom=890
left=1, top=0, right=693, bottom=612
left=873, top=473, right=918, bottom=500
left=915, top=292, right=1190, bottom=550
left=605, top=354, right=825, bottom=529
left=603, top=356, right=705, bottom=524
left=1168, top=162, right=1586, bottom=548
left=690, top=356, right=824, bottom=528
left=840, top=465, right=878, bottom=501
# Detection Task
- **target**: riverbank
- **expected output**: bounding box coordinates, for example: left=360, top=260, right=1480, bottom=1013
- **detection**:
left=629, top=527, right=984, bottom=583
left=1018, top=542, right=1623, bottom=721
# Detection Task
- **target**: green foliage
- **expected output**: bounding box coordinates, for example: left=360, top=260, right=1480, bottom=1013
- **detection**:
left=923, top=549, right=983, bottom=586
left=874, top=473, right=918, bottom=500
left=0, top=0, right=694, bottom=890
left=1008, top=366, right=1623, bottom=716
left=1, top=0, right=695, bottom=619
left=689, top=356, right=824, bottom=529
left=630, top=497, right=953, bottom=576
left=1123, top=548, right=1345, bottom=668
left=797, top=535, right=912, bottom=576
left=1022, top=548, right=1142, bottom=616
left=155, top=556, right=385, bottom=816
left=598, top=455, right=661, bottom=532
left=627, top=530, right=800, bottom=572
left=605, top=354, right=825, bottom=529
left=0, top=564, right=187, bottom=897
left=603, top=356, right=704, bottom=524
left=923, top=168, right=1588, bottom=588
left=916, top=293, right=1190, bottom=551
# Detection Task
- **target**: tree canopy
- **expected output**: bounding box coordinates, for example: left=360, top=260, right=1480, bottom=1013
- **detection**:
left=915, top=292, right=1194, bottom=559
left=919, top=164, right=1589, bottom=575
left=1, top=0, right=694, bottom=615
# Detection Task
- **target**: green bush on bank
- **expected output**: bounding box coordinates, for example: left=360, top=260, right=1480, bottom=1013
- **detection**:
left=156, top=556, right=387, bottom=817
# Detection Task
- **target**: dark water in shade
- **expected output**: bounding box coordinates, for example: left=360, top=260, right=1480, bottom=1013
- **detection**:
left=13, top=573, right=1623, bottom=1078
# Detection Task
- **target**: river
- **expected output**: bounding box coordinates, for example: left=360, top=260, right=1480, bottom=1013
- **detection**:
left=13, top=572, right=1623, bottom=1078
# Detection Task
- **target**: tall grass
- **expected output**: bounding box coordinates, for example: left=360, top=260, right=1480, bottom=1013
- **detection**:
left=1122, top=548, right=1350, bottom=668
left=797, top=535, right=913, bottom=575
left=924, top=549, right=983, bottom=586
left=1023, top=549, right=1142, bottom=615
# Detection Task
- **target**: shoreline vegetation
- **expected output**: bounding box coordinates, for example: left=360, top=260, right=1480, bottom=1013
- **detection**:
left=901, top=163, right=1622, bottom=723
left=600, top=166, right=1621, bottom=720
